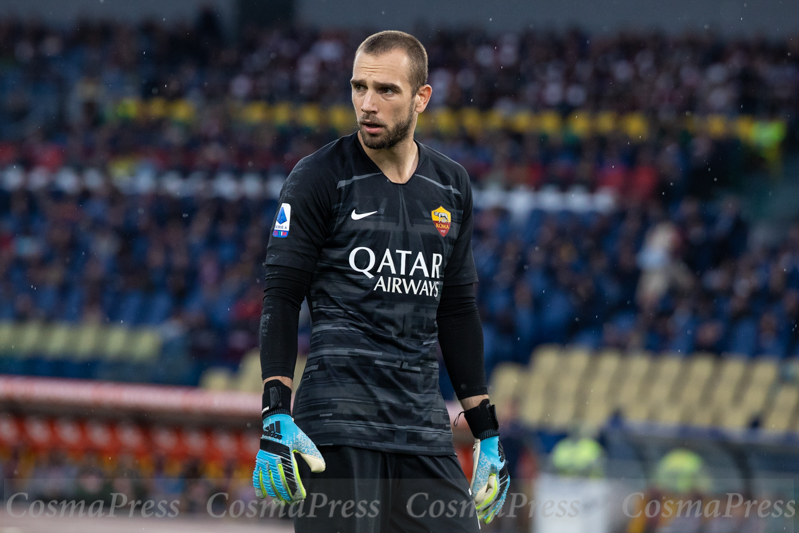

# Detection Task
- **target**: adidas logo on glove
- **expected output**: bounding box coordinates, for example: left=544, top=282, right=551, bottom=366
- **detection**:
left=262, top=421, right=283, bottom=440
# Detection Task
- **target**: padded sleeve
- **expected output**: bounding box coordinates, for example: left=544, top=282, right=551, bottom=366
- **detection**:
left=259, top=265, right=314, bottom=381
left=437, top=282, right=488, bottom=400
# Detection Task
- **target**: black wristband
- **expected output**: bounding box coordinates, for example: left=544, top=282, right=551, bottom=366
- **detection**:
left=463, top=399, right=500, bottom=440
left=262, top=380, right=292, bottom=418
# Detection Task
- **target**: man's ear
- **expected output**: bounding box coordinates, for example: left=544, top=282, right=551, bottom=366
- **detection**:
left=415, top=84, right=433, bottom=113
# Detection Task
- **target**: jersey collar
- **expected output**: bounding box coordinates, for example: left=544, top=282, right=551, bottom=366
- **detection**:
left=350, top=131, right=429, bottom=182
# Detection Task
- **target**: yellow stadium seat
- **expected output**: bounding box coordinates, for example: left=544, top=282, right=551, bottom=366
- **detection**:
left=125, top=329, right=162, bottom=363
left=616, top=352, right=653, bottom=417
left=169, top=100, right=195, bottom=123
left=484, top=110, right=506, bottom=131
left=100, top=325, right=130, bottom=361
left=15, top=321, right=46, bottom=358
left=0, top=322, right=15, bottom=357
left=734, top=116, right=755, bottom=143
left=518, top=373, right=547, bottom=426
left=147, top=97, right=168, bottom=119
left=538, top=111, right=562, bottom=136
left=328, top=105, right=352, bottom=133
left=563, top=347, right=591, bottom=378
left=621, top=112, right=649, bottom=141
left=235, top=350, right=263, bottom=394
left=567, top=111, right=593, bottom=138
left=625, top=400, right=651, bottom=423
left=199, top=368, right=232, bottom=391
left=272, top=103, right=293, bottom=126
left=690, top=408, right=715, bottom=428
left=739, top=381, right=771, bottom=414
left=42, top=323, right=74, bottom=360
left=719, top=409, right=751, bottom=430
left=594, top=111, right=617, bottom=135
left=763, top=386, right=799, bottom=433
left=115, top=97, right=140, bottom=120
left=658, top=402, right=684, bottom=426
left=509, top=110, right=535, bottom=133
left=69, top=322, right=102, bottom=361
left=488, top=363, right=524, bottom=413
left=239, top=349, right=260, bottom=375
left=431, top=108, right=458, bottom=136
left=298, top=104, right=322, bottom=128
left=459, top=108, right=483, bottom=135
left=647, top=354, right=682, bottom=410
left=583, top=349, right=621, bottom=404
left=582, top=398, right=614, bottom=428
left=241, top=102, right=270, bottom=124
left=705, top=115, right=729, bottom=138
left=293, top=356, right=307, bottom=393
left=750, top=359, right=778, bottom=386
left=530, top=344, right=562, bottom=374
left=415, top=111, right=431, bottom=134
left=676, top=354, right=715, bottom=419
left=548, top=400, right=578, bottom=430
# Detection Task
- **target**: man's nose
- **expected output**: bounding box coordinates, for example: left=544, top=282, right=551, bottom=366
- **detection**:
left=361, top=90, right=378, bottom=113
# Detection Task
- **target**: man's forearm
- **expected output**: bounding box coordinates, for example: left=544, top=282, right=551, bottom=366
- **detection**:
left=437, top=283, right=489, bottom=401
left=263, top=376, right=293, bottom=388
left=259, top=265, right=313, bottom=384
left=460, top=394, right=490, bottom=410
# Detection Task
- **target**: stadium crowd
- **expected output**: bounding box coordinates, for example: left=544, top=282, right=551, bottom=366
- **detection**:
left=0, top=15, right=796, bottom=183
left=0, top=15, right=798, bottom=392
left=2, top=13, right=797, bottom=117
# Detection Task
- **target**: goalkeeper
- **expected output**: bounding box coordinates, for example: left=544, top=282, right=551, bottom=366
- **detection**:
left=253, top=30, right=509, bottom=532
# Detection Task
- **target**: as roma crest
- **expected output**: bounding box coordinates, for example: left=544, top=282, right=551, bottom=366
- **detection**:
left=431, top=206, right=451, bottom=237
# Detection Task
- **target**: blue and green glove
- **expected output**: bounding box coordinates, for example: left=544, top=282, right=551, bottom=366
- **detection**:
left=252, top=380, right=325, bottom=504
left=464, top=400, right=510, bottom=524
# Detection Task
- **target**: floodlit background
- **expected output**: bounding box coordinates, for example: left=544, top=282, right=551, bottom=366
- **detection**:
left=1, top=0, right=798, bottom=531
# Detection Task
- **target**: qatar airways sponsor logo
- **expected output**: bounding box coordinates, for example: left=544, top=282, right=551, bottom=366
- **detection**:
left=348, top=247, right=442, bottom=297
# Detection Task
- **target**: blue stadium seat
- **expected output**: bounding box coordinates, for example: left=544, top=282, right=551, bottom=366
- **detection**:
left=727, top=318, right=759, bottom=357
left=60, top=287, right=84, bottom=322
left=115, top=291, right=145, bottom=326
left=141, top=292, right=173, bottom=325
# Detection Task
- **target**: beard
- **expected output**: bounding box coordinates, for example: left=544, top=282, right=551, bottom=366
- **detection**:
left=358, top=102, right=416, bottom=150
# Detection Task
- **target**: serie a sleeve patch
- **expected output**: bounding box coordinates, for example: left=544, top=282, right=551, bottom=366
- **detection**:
left=273, top=203, right=291, bottom=238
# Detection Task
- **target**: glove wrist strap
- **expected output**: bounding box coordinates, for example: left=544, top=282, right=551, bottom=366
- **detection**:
left=463, top=399, right=500, bottom=440
left=262, top=380, right=292, bottom=418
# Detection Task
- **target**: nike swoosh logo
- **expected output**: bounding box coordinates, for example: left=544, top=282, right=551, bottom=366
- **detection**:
left=351, top=209, right=378, bottom=220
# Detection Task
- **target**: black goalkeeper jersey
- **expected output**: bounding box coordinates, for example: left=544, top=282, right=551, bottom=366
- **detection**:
left=264, top=132, right=478, bottom=455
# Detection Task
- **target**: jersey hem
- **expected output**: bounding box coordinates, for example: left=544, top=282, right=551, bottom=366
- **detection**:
left=309, top=437, right=457, bottom=457
left=264, top=257, right=317, bottom=273
left=443, top=274, right=479, bottom=287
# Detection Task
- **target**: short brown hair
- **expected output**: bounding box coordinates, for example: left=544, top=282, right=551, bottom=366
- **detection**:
left=355, top=31, right=428, bottom=93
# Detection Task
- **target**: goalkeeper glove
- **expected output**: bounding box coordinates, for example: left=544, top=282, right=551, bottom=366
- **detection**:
left=252, top=380, right=325, bottom=504
left=464, top=399, right=510, bottom=524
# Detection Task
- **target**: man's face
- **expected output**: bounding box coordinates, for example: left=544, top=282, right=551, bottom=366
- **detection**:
left=351, top=49, right=425, bottom=150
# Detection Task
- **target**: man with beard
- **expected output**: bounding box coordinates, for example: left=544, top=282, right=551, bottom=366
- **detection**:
left=252, top=31, right=509, bottom=532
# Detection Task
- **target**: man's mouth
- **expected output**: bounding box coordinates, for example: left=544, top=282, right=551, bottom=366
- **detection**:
left=360, top=121, right=384, bottom=134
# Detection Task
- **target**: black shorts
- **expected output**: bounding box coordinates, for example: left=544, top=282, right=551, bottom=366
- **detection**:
left=292, top=445, right=482, bottom=533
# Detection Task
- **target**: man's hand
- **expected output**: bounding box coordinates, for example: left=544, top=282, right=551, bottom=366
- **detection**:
left=252, top=380, right=325, bottom=503
left=470, top=435, right=510, bottom=523
left=463, top=399, right=510, bottom=523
